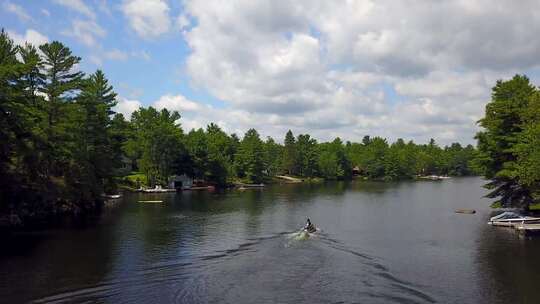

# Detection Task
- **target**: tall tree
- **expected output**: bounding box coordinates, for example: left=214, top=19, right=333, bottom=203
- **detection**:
left=39, top=41, right=84, bottom=175
left=282, top=130, right=297, bottom=175
left=474, top=75, right=536, bottom=209
left=205, top=123, right=234, bottom=185
left=263, top=137, right=283, bottom=177
left=235, top=129, right=265, bottom=183
left=296, top=134, right=318, bottom=177
left=0, top=30, right=27, bottom=212
left=512, top=91, right=540, bottom=199
left=128, top=107, right=184, bottom=186
left=71, top=70, right=118, bottom=198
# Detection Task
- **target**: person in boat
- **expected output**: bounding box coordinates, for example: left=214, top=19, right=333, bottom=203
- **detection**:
left=304, top=218, right=316, bottom=233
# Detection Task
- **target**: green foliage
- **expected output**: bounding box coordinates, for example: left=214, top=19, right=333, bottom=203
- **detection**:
left=235, top=129, right=265, bottom=183
left=0, top=29, right=481, bottom=227
left=283, top=130, right=297, bottom=175
left=317, top=138, right=352, bottom=180
left=127, top=107, right=185, bottom=186
left=263, top=137, right=283, bottom=177
left=296, top=134, right=318, bottom=177
left=0, top=31, right=127, bottom=225
left=474, top=75, right=539, bottom=209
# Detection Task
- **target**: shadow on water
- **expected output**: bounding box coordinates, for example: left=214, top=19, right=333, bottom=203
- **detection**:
left=476, top=222, right=540, bottom=304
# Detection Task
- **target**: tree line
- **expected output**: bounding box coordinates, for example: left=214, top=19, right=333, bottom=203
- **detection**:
left=0, top=31, right=477, bottom=227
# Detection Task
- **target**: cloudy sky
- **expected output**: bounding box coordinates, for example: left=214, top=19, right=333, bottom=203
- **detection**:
left=3, top=0, right=540, bottom=145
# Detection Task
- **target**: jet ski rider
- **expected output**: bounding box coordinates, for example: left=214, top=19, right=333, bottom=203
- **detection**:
left=304, top=218, right=316, bottom=233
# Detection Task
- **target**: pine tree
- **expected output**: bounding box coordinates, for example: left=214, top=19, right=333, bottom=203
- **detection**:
left=39, top=41, right=84, bottom=175
left=283, top=130, right=297, bottom=175
left=475, top=75, right=536, bottom=209
left=72, top=70, right=118, bottom=197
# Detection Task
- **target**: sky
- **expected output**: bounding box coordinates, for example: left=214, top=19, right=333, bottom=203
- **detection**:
left=3, top=0, right=540, bottom=145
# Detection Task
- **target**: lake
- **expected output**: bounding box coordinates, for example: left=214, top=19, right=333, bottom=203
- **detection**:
left=2, top=177, right=540, bottom=303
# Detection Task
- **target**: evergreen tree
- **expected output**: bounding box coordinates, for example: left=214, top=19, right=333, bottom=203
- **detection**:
left=235, top=129, right=265, bottom=183
left=205, top=123, right=233, bottom=185
left=283, top=130, right=297, bottom=175
left=39, top=41, right=84, bottom=175
left=71, top=70, right=118, bottom=198
left=296, top=134, right=318, bottom=177
left=263, top=137, right=283, bottom=177
left=474, top=75, right=536, bottom=209
left=128, top=107, right=184, bottom=186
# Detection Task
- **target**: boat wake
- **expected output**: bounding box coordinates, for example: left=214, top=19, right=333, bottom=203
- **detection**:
left=32, top=230, right=436, bottom=304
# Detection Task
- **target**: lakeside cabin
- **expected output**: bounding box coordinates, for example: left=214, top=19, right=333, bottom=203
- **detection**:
left=168, top=174, right=193, bottom=190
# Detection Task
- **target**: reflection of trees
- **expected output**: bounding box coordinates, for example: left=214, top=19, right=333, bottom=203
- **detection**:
left=476, top=224, right=540, bottom=303
left=1, top=181, right=401, bottom=303
left=0, top=221, right=116, bottom=302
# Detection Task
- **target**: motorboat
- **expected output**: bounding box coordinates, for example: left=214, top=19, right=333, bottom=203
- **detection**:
left=101, top=194, right=122, bottom=199
left=488, top=211, right=540, bottom=226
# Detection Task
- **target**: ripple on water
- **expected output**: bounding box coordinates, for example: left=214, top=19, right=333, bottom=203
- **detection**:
left=32, top=231, right=436, bottom=304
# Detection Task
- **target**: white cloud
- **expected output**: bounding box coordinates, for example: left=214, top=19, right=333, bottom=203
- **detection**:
left=154, top=94, right=204, bottom=112
left=131, top=50, right=151, bottom=61
left=121, top=0, right=171, bottom=39
left=3, top=1, right=32, bottom=22
left=41, top=9, right=50, bottom=17
left=114, top=97, right=142, bottom=119
left=104, top=49, right=129, bottom=61
left=176, top=14, right=190, bottom=30
left=176, top=0, right=540, bottom=144
left=8, top=29, right=49, bottom=46
left=52, top=0, right=95, bottom=19
left=62, top=19, right=106, bottom=46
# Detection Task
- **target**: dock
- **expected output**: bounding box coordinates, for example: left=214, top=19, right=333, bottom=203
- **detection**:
left=490, top=221, right=540, bottom=235
left=275, top=175, right=303, bottom=183
left=515, top=224, right=540, bottom=235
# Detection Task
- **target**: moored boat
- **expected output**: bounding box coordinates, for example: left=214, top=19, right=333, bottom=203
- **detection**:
left=488, top=211, right=540, bottom=226
left=101, top=194, right=122, bottom=199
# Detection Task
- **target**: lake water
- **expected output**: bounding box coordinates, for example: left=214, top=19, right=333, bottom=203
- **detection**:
left=2, top=177, right=540, bottom=303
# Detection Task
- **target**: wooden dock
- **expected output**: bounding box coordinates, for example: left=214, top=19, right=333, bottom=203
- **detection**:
left=275, top=175, right=302, bottom=183
left=491, top=221, right=540, bottom=235
left=515, top=224, right=540, bottom=235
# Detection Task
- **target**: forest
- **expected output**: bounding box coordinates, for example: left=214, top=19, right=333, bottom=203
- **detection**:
left=0, top=31, right=477, bottom=227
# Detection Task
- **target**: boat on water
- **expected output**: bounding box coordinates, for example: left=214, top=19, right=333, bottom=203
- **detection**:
left=418, top=175, right=444, bottom=181
left=183, top=185, right=215, bottom=191
left=101, top=194, right=122, bottom=199
left=237, top=183, right=265, bottom=188
left=142, top=185, right=176, bottom=193
left=488, top=211, right=540, bottom=226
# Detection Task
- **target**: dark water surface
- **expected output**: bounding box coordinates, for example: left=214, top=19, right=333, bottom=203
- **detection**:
left=2, top=177, right=540, bottom=303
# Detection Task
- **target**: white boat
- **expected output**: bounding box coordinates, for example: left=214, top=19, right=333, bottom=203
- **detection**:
left=102, top=194, right=122, bottom=199
left=142, top=185, right=176, bottom=193
left=488, top=211, right=540, bottom=226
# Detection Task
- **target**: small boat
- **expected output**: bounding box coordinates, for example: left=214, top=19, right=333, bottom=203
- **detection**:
left=142, top=185, right=176, bottom=193
left=183, top=185, right=215, bottom=191
left=138, top=200, right=163, bottom=203
left=488, top=211, right=540, bottom=226
left=237, top=183, right=265, bottom=188
left=102, top=194, right=122, bottom=199
left=418, top=175, right=443, bottom=181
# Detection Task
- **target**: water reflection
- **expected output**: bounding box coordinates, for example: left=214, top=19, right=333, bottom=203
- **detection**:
left=2, top=178, right=540, bottom=303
